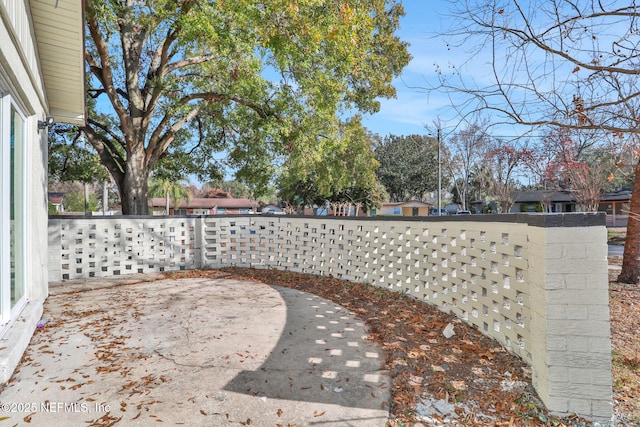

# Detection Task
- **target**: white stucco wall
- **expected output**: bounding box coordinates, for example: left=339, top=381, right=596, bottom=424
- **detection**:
left=0, top=0, right=53, bottom=382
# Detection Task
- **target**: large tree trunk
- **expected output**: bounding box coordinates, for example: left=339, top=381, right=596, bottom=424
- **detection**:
left=617, top=161, right=640, bottom=284
left=119, top=150, right=150, bottom=215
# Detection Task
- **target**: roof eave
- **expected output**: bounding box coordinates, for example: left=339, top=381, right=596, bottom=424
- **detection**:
left=30, top=0, right=85, bottom=126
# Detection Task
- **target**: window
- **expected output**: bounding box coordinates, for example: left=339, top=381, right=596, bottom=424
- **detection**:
left=10, top=106, right=25, bottom=307
left=1, top=95, right=27, bottom=325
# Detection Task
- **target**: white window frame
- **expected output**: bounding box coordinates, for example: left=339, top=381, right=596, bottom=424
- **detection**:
left=0, top=93, right=10, bottom=326
left=0, top=93, right=29, bottom=327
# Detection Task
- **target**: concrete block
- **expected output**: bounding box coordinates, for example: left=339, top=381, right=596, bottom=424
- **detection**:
left=48, top=216, right=612, bottom=423
left=548, top=289, right=609, bottom=306
left=560, top=243, right=588, bottom=258
left=549, top=226, right=605, bottom=244
left=580, top=275, right=608, bottom=291
left=590, top=400, right=614, bottom=420
left=568, top=367, right=593, bottom=384
left=550, top=383, right=612, bottom=401
left=564, top=305, right=589, bottom=320
left=566, top=272, right=608, bottom=290
left=547, top=305, right=566, bottom=320
left=544, top=259, right=607, bottom=275
left=591, top=369, right=613, bottom=387
left=565, top=398, right=592, bottom=416
left=543, top=274, right=567, bottom=290
left=547, top=365, right=569, bottom=382
left=528, top=287, right=548, bottom=309
left=548, top=349, right=612, bottom=367
left=543, top=396, right=569, bottom=414
left=589, top=337, right=612, bottom=354
left=546, top=319, right=610, bottom=338
left=566, top=338, right=589, bottom=352
left=588, top=305, right=612, bottom=322
left=543, top=244, right=567, bottom=259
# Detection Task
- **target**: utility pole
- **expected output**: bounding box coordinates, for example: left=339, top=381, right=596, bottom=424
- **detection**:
left=84, top=183, right=89, bottom=216
left=437, top=128, right=441, bottom=215
left=102, top=181, right=108, bottom=215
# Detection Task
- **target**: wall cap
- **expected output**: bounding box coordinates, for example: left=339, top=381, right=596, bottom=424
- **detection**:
left=53, top=212, right=605, bottom=228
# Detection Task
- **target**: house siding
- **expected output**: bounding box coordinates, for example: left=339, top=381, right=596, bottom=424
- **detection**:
left=0, top=0, right=82, bottom=383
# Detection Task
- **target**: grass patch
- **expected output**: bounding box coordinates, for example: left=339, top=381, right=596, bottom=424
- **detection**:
left=608, top=230, right=626, bottom=245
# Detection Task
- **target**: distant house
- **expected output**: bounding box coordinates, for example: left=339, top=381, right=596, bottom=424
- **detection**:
left=150, top=198, right=260, bottom=215
left=512, top=190, right=577, bottom=213
left=48, top=192, right=65, bottom=213
left=1, top=1, right=85, bottom=382
left=375, top=201, right=433, bottom=217
left=510, top=190, right=631, bottom=227
left=599, top=190, right=631, bottom=227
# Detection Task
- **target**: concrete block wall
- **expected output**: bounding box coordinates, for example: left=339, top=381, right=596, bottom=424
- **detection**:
left=198, top=213, right=612, bottom=421
left=48, top=213, right=612, bottom=421
left=48, top=216, right=200, bottom=281
left=201, top=216, right=533, bottom=359
left=527, top=225, right=612, bottom=419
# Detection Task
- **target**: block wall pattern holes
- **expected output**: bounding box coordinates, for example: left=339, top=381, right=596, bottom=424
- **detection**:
left=199, top=216, right=532, bottom=362
left=49, top=213, right=612, bottom=421
left=55, top=217, right=199, bottom=280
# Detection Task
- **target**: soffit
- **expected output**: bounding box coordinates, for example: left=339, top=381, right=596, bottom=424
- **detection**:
left=30, top=0, right=85, bottom=125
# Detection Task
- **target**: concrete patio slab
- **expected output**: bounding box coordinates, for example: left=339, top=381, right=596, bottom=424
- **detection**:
left=0, top=275, right=390, bottom=426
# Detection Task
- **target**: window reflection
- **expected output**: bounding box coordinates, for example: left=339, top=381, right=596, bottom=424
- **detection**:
left=10, top=106, right=24, bottom=307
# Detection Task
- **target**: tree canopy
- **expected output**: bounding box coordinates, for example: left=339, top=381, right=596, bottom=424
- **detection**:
left=441, top=122, right=491, bottom=210
left=375, top=134, right=440, bottom=202
left=436, top=1, right=640, bottom=133
left=48, top=124, right=109, bottom=185
left=278, top=117, right=382, bottom=212
left=82, top=0, right=410, bottom=215
left=435, top=0, right=640, bottom=283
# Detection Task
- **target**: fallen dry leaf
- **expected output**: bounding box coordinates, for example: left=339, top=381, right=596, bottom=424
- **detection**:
left=165, top=267, right=598, bottom=426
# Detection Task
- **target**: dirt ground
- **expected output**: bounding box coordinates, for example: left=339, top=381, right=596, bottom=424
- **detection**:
left=607, top=256, right=640, bottom=426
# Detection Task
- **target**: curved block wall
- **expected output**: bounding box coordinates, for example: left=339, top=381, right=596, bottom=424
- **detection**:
left=49, top=213, right=612, bottom=421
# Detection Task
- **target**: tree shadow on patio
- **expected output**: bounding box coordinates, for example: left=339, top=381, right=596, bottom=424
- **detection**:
left=223, top=286, right=390, bottom=411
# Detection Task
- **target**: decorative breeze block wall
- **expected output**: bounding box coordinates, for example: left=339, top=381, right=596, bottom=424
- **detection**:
left=48, top=217, right=199, bottom=280
left=201, top=216, right=532, bottom=361
left=48, top=213, right=612, bottom=421
left=198, top=214, right=611, bottom=421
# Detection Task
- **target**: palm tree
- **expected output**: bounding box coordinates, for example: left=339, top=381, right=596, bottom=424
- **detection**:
left=148, top=178, right=191, bottom=215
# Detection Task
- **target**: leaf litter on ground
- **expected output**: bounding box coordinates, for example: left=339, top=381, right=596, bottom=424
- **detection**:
left=166, top=267, right=628, bottom=426
left=11, top=264, right=631, bottom=427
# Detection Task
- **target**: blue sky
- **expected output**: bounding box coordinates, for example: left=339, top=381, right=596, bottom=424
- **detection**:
left=361, top=1, right=455, bottom=137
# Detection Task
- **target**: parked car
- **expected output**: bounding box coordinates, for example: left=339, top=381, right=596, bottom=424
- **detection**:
left=261, top=207, right=285, bottom=215
left=455, top=210, right=472, bottom=215
left=430, top=208, right=448, bottom=216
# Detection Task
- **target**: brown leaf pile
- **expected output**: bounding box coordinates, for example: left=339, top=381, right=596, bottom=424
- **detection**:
left=167, top=268, right=595, bottom=426
left=609, top=278, right=640, bottom=425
